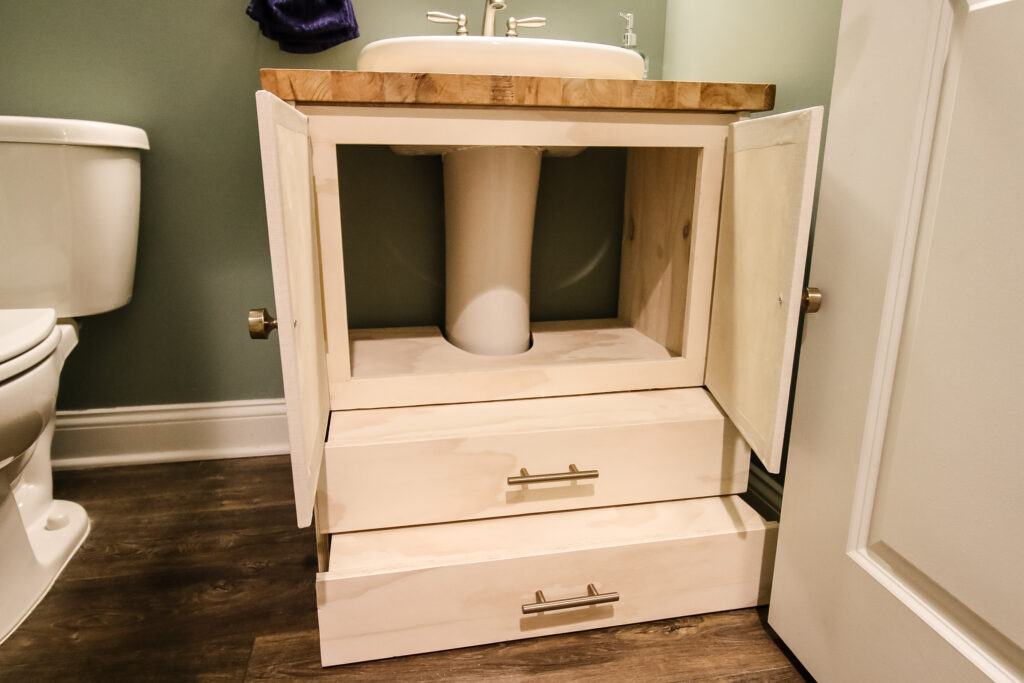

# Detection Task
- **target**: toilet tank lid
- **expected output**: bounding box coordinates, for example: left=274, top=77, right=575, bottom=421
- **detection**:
left=0, top=309, right=56, bottom=365
left=0, top=116, right=149, bottom=150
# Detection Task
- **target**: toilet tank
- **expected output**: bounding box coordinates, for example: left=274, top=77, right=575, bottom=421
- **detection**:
left=0, top=116, right=149, bottom=316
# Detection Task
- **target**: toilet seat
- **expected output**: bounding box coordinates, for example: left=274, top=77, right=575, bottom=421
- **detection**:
left=0, top=309, right=59, bottom=383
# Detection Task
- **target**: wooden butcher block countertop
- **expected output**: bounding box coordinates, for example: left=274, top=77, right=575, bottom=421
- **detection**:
left=260, top=69, right=775, bottom=113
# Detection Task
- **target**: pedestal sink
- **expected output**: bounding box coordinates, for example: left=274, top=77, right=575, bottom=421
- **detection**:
left=357, top=37, right=644, bottom=355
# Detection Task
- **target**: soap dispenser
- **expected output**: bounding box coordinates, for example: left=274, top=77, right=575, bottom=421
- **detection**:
left=619, top=11, right=649, bottom=79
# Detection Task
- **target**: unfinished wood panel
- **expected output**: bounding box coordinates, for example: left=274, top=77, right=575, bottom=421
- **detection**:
left=254, top=91, right=330, bottom=528
left=313, top=502, right=330, bottom=573
left=329, top=319, right=712, bottom=410
left=261, top=70, right=776, bottom=113
left=317, top=497, right=777, bottom=666
left=310, top=141, right=351, bottom=386
left=328, top=387, right=715, bottom=444
left=350, top=319, right=668, bottom=376
left=619, top=148, right=700, bottom=355
left=317, top=389, right=748, bottom=532
left=683, top=136, right=729, bottom=364
left=705, top=108, right=823, bottom=474
left=304, top=105, right=734, bottom=149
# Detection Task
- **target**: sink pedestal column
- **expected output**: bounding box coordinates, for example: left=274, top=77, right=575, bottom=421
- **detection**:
left=443, top=146, right=542, bottom=355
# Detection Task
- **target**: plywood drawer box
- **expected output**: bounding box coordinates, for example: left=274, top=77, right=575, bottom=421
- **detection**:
left=318, top=388, right=750, bottom=533
left=316, top=495, right=776, bottom=666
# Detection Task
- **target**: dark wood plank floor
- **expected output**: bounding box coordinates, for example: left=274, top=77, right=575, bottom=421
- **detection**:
left=0, top=456, right=809, bottom=682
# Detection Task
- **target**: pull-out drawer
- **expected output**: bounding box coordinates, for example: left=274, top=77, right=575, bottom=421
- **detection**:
left=316, top=495, right=776, bottom=666
left=318, top=388, right=750, bottom=532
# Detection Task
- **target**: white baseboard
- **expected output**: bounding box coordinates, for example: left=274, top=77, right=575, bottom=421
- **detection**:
left=52, top=399, right=289, bottom=470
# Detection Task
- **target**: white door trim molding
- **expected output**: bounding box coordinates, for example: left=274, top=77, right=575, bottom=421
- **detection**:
left=846, top=0, right=955, bottom=555
left=52, top=399, right=288, bottom=470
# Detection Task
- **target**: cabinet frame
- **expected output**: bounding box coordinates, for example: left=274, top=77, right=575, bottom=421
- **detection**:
left=301, top=104, right=735, bottom=410
left=254, top=74, right=819, bottom=667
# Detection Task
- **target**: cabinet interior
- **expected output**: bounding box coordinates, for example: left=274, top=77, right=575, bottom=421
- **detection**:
left=337, top=145, right=631, bottom=330
left=305, top=104, right=730, bottom=410
left=327, top=144, right=707, bottom=394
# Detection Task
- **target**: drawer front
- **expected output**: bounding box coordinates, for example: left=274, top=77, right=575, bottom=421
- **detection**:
left=318, top=389, right=750, bottom=533
left=316, top=496, right=776, bottom=666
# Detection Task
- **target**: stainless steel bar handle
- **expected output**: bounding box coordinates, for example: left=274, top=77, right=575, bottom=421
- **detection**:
left=522, top=584, right=619, bottom=614
left=507, top=464, right=598, bottom=486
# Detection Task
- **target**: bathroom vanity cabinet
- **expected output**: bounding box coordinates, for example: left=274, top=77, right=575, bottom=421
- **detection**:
left=254, top=70, right=821, bottom=666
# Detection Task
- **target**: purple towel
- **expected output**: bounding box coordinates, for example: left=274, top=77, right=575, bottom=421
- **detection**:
left=247, top=0, right=359, bottom=54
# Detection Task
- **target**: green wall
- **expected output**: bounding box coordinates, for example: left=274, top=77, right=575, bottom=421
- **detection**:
left=0, top=0, right=664, bottom=409
left=337, top=146, right=630, bottom=329
left=662, top=0, right=843, bottom=120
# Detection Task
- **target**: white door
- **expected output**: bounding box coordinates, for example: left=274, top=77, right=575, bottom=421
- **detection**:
left=770, top=1, right=1024, bottom=681
left=254, top=91, right=330, bottom=528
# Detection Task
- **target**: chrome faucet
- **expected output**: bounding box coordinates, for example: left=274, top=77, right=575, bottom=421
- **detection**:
left=429, top=1, right=543, bottom=37
left=481, top=0, right=507, bottom=36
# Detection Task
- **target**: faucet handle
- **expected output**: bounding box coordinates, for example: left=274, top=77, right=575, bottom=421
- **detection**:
left=505, top=16, right=547, bottom=37
left=427, top=10, right=469, bottom=35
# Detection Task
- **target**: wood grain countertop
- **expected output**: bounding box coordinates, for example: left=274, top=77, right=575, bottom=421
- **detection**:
left=260, top=69, right=775, bottom=113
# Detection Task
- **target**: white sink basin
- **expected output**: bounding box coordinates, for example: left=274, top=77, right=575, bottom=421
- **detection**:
left=356, top=36, right=644, bottom=80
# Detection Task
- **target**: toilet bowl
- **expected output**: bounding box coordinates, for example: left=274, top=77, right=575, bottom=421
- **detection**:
left=0, top=116, right=148, bottom=644
left=0, top=309, right=86, bottom=644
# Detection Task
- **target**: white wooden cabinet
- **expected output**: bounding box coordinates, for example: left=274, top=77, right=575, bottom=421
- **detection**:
left=254, top=75, right=821, bottom=666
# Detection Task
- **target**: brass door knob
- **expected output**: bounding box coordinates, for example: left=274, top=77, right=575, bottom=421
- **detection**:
left=802, top=287, right=823, bottom=313
left=248, top=308, right=278, bottom=339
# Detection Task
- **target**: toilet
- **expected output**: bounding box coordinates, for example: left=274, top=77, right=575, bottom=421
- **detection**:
left=0, top=116, right=149, bottom=644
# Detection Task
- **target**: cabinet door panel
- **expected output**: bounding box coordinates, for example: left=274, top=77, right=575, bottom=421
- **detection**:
left=706, top=107, right=822, bottom=473
left=255, top=90, right=329, bottom=527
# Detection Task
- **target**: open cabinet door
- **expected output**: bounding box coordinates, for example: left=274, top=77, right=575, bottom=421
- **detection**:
left=705, top=107, right=822, bottom=473
left=255, top=90, right=329, bottom=528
